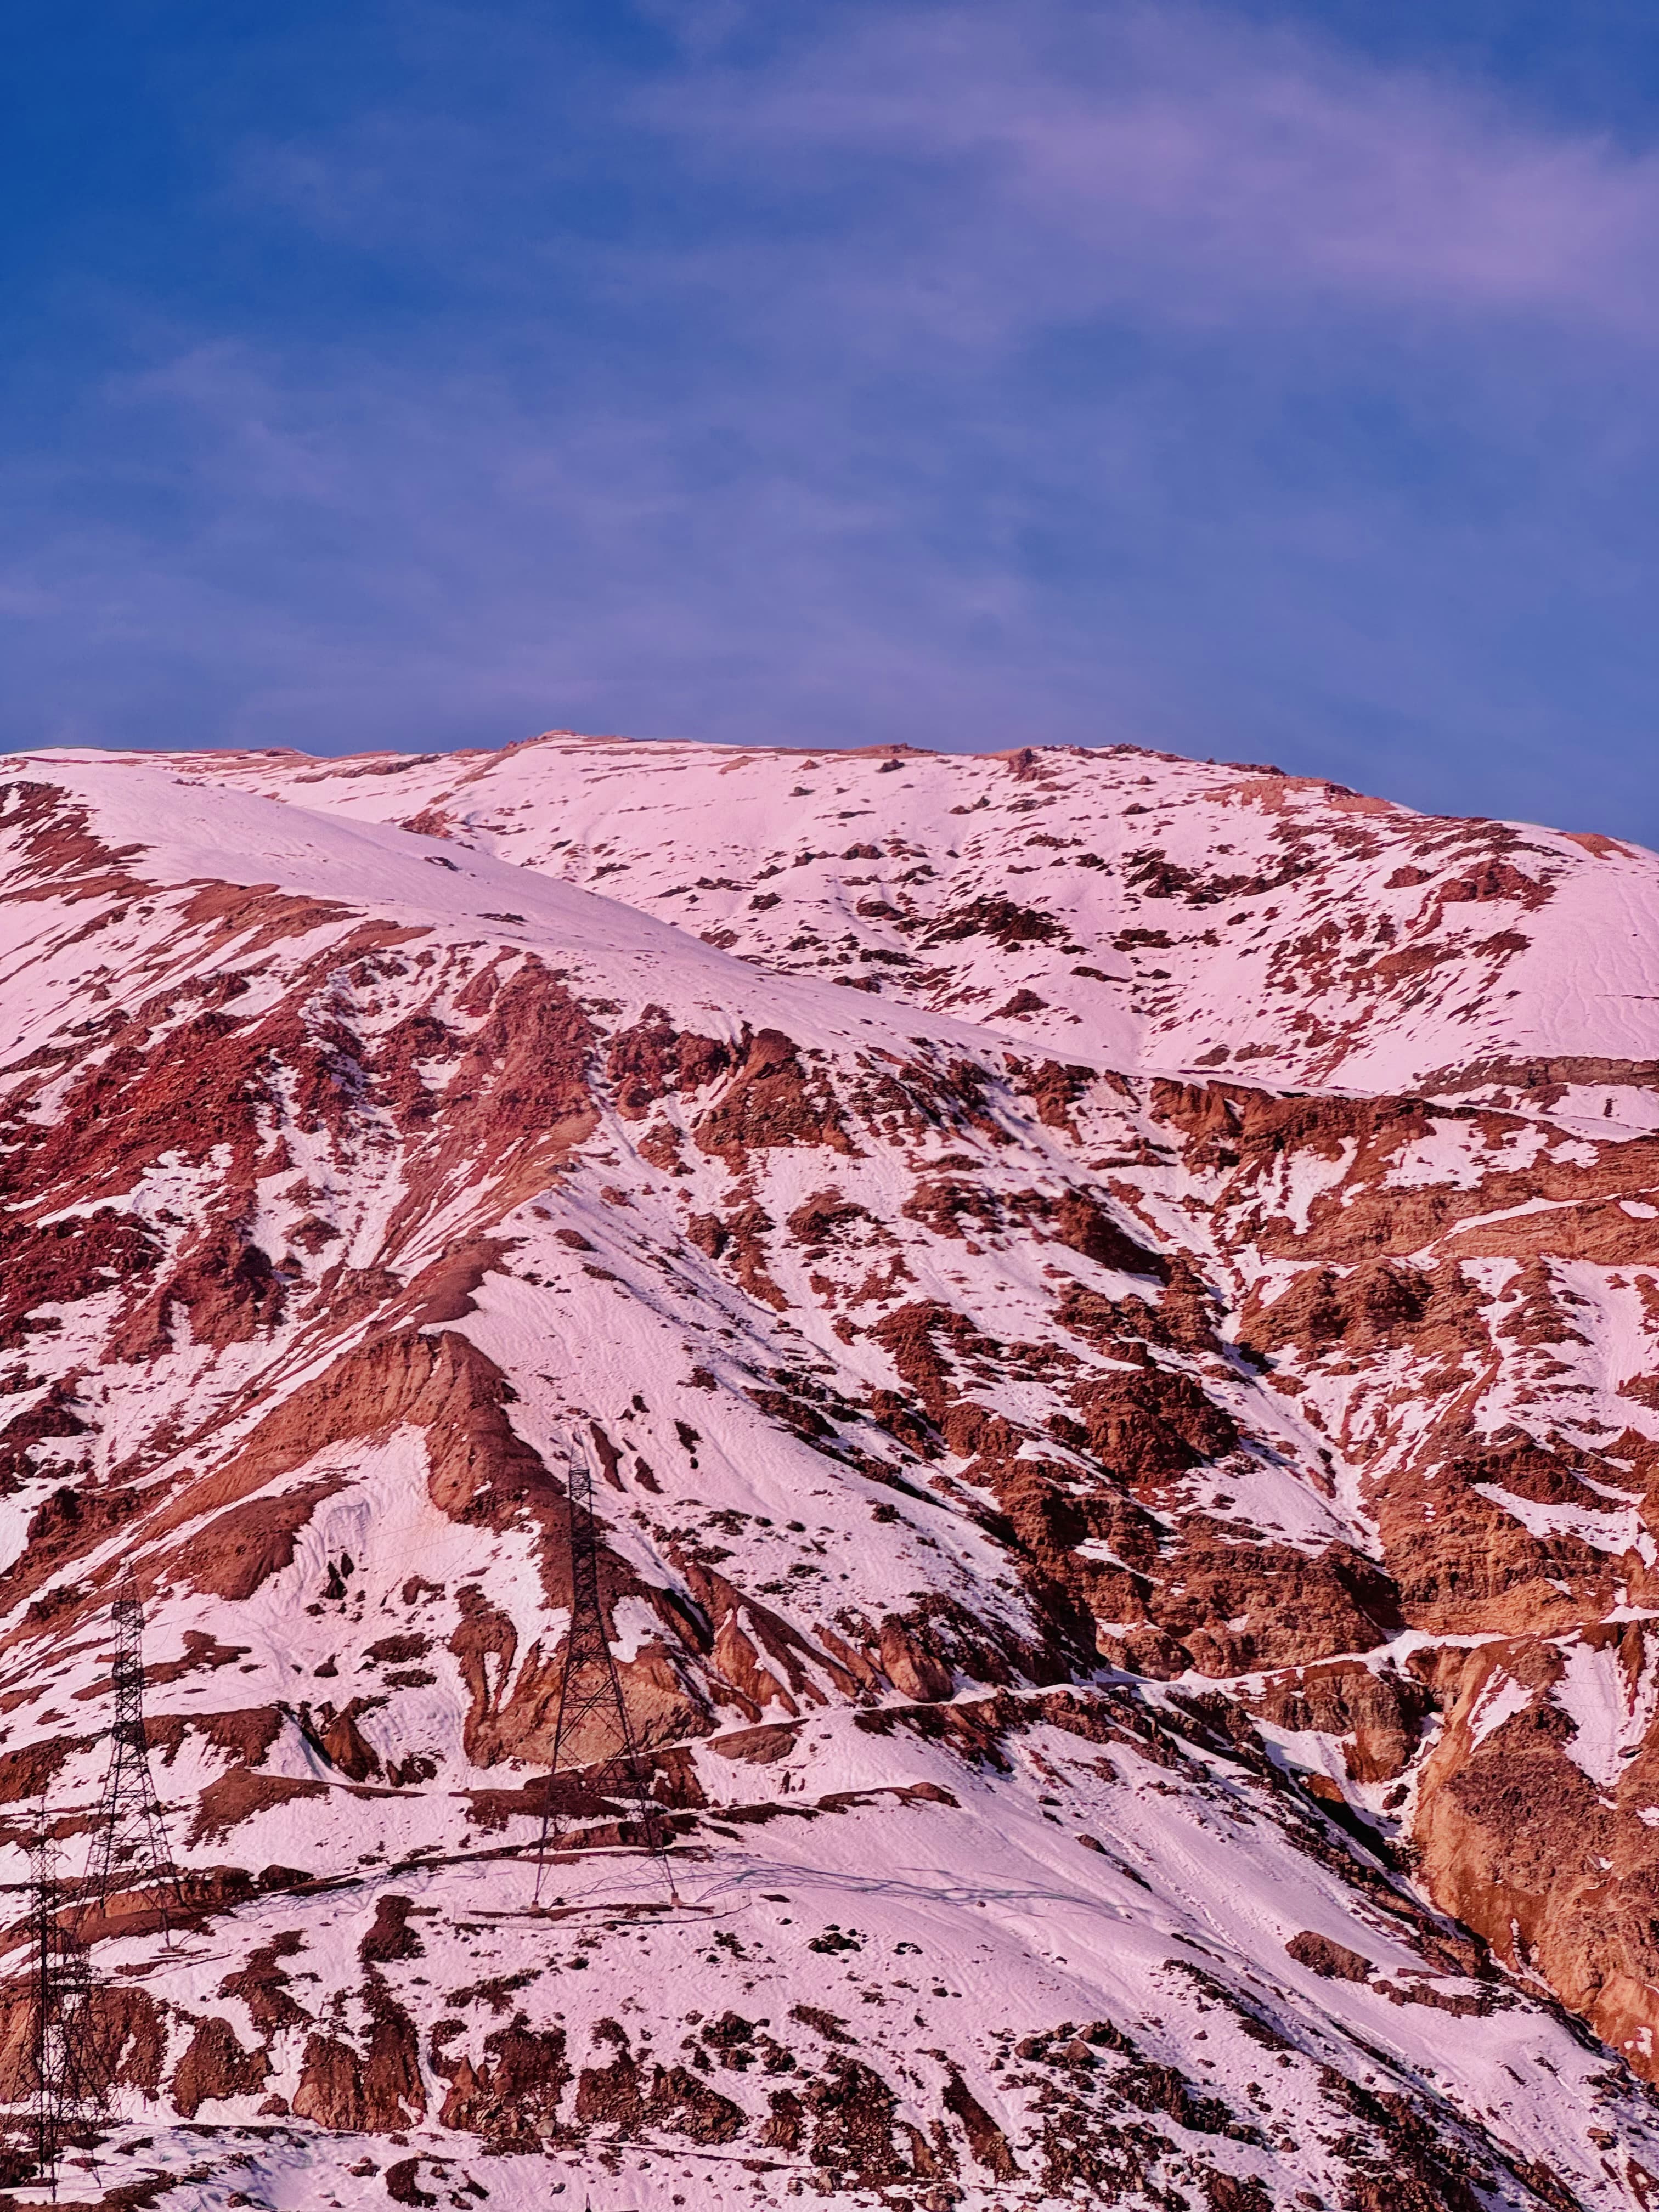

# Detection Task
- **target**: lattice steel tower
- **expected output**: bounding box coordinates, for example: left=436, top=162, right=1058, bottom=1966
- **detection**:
left=82, top=1579, right=180, bottom=1934
left=25, top=1831, right=105, bottom=2188
left=534, top=1435, right=675, bottom=1905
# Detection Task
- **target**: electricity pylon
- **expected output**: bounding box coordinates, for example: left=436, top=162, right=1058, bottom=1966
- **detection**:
left=533, top=1435, right=675, bottom=1905
left=81, top=1579, right=181, bottom=1938
left=25, top=1830, right=105, bottom=2192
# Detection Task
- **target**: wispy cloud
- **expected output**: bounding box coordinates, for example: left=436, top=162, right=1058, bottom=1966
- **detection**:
left=653, top=4, right=1659, bottom=336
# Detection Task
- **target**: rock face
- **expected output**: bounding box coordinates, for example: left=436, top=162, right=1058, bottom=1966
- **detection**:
left=0, top=736, right=1656, bottom=2208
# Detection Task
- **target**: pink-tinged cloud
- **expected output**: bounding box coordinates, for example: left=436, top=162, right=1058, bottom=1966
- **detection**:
left=654, top=2, right=1659, bottom=340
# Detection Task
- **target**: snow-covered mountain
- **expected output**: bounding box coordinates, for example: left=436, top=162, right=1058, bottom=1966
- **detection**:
left=1, top=734, right=1657, bottom=2211
left=187, top=732, right=1659, bottom=1095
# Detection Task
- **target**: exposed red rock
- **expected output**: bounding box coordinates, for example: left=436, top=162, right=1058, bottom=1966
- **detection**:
left=171, top=2015, right=270, bottom=2117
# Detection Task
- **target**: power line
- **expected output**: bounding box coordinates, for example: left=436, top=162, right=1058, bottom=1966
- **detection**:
left=534, top=1434, right=677, bottom=1907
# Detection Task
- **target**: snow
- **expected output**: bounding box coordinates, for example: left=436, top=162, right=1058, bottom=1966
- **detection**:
left=24, top=733, right=1659, bottom=1094
left=2, top=738, right=1658, bottom=2205
left=1554, top=1630, right=1659, bottom=1791
left=1474, top=1482, right=1649, bottom=1559
left=1466, top=1669, right=1537, bottom=1750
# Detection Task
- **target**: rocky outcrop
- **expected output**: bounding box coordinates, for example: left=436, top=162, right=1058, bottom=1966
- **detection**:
left=692, top=1028, right=853, bottom=1163
left=291, top=1979, right=425, bottom=2132
left=438, top=2018, right=571, bottom=2147
left=171, top=2015, right=270, bottom=2117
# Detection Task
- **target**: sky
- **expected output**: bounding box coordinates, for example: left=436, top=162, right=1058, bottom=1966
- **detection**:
left=4, top=0, right=1658, bottom=846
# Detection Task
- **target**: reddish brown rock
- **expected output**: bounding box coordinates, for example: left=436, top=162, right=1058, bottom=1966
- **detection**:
left=693, top=1028, right=853, bottom=1163
left=359, top=1895, right=425, bottom=1965
left=1285, top=1931, right=1373, bottom=1983
left=573, top=2018, right=644, bottom=2133
left=877, top=1616, right=954, bottom=1702
left=1051, top=1191, right=1167, bottom=1279
left=1412, top=1627, right=1659, bottom=2076
left=644, top=2064, right=746, bottom=2144
left=805, top=2055, right=913, bottom=2186
left=943, top=2069, right=1019, bottom=2177
left=189, top=1770, right=328, bottom=1846
left=172, top=2015, right=270, bottom=2117
left=291, top=1980, right=425, bottom=2132
left=438, top=2017, right=570, bottom=2148
left=219, top=1934, right=311, bottom=2035
left=317, top=1699, right=384, bottom=1783
left=1248, top=1662, right=1429, bottom=1783
left=182, top=1475, right=349, bottom=1601
left=606, top=1007, right=731, bottom=1119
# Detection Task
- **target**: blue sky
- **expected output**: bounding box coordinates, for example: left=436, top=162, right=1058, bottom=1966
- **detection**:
left=4, top=1, right=1658, bottom=845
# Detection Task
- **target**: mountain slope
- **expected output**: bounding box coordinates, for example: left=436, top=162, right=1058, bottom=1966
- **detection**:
left=180, top=732, right=1659, bottom=1096
left=0, top=741, right=1656, bottom=2210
